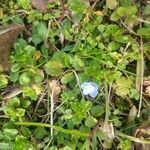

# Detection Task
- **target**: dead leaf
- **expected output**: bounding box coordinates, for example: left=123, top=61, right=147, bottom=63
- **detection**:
left=143, top=78, right=150, bottom=86
left=0, top=24, right=24, bottom=71
left=145, top=86, right=150, bottom=97
left=134, top=122, right=150, bottom=150
left=32, top=0, right=47, bottom=11
left=48, top=80, right=63, bottom=103
left=128, top=105, right=137, bottom=122
left=103, top=123, right=114, bottom=140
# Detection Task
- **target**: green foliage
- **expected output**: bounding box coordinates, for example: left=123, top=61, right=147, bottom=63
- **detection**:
left=68, top=0, right=89, bottom=21
left=118, top=140, right=132, bottom=150
left=137, top=27, right=150, bottom=39
left=22, top=87, right=37, bottom=100
left=17, top=0, right=31, bottom=10
left=106, top=0, right=118, bottom=10
left=0, top=74, right=8, bottom=89
left=70, top=55, right=85, bottom=71
left=91, top=105, right=105, bottom=117
left=0, top=0, right=149, bottom=149
left=111, top=6, right=138, bottom=27
left=85, top=116, right=97, bottom=128
left=115, top=77, right=132, bottom=97
left=32, top=22, right=47, bottom=45
left=61, top=72, right=75, bottom=84
left=34, top=127, right=47, bottom=140
left=71, top=100, right=92, bottom=124
left=44, top=60, right=63, bottom=76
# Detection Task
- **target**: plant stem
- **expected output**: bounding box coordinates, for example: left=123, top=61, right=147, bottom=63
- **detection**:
left=16, top=122, right=90, bottom=137
left=104, top=75, right=110, bottom=124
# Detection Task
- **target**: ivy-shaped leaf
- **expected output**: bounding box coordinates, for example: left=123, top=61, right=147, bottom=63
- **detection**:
left=0, top=74, right=8, bottom=89
left=44, top=60, right=63, bottom=76
left=71, top=100, right=92, bottom=125
left=115, top=77, right=132, bottom=97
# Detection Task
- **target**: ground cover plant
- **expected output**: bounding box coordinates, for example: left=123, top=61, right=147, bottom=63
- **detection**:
left=0, top=0, right=150, bottom=149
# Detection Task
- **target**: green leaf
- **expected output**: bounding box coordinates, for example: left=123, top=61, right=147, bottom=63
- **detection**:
left=11, top=63, right=22, bottom=72
left=81, top=140, right=90, bottom=150
left=127, top=6, right=137, bottom=15
left=0, top=74, right=8, bottom=89
left=0, top=143, right=11, bottom=150
left=13, top=136, right=34, bottom=150
left=70, top=55, right=84, bottom=71
left=69, top=0, right=89, bottom=21
left=24, top=45, right=35, bottom=56
left=137, top=27, right=150, bottom=39
left=21, top=127, right=31, bottom=138
left=34, top=74, right=44, bottom=83
left=0, top=131, right=3, bottom=140
left=143, top=5, right=150, bottom=16
left=4, top=129, right=18, bottom=141
left=119, top=0, right=131, bottom=7
left=10, top=71, right=19, bottom=82
left=115, top=77, right=132, bottom=97
left=71, top=100, right=92, bottom=125
left=85, top=116, right=97, bottom=128
left=21, top=99, right=31, bottom=108
left=63, top=146, right=73, bottom=150
left=22, top=87, right=37, bottom=100
left=44, top=60, right=63, bottom=76
left=118, top=139, right=132, bottom=150
left=32, top=22, right=47, bottom=45
left=8, top=97, right=20, bottom=107
left=96, top=128, right=108, bottom=140
left=108, top=42, right=120, bottom=51
left=117, top=7, right=127, bottom=16
left=34, top=127, right=47, bottom=140
left=17, top=108, right=25, bottom=117
left=17, top=0, right=31, bottom=9
left=106, top=0, right=118, bottom=10
left=19, top=73, right=31, bottom=85
left=52, top=51, right=70, bottom=68
left=14, top=39, right=27, bottom=54
left=91, top=105, right=105, bottom=117
left=110, top=12, right=120, bottom=21
left=103, top=139, right=112, bottom=149
left=61, top=90, right=76, bottom=102
left=61, top=72, right=74, bottom=84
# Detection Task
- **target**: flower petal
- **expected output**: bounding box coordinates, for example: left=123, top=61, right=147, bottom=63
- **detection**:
left=82, top=89, right=90, bottom=95
left=89, top=89, right=98, bottom=98
left=89, top=82, right=98, bottom=90
left=81, top=82, right=90, bottom=89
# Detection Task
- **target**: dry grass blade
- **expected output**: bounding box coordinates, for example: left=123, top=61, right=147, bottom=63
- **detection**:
left=128, top=105, right=137, bottom=122
left=47, top=79, right=63, bottom=137
left=3, top=87, right=22, bottom=100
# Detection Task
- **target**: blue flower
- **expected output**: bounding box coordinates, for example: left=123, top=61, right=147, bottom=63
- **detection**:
left=81, top=82, right=99, bottom=98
